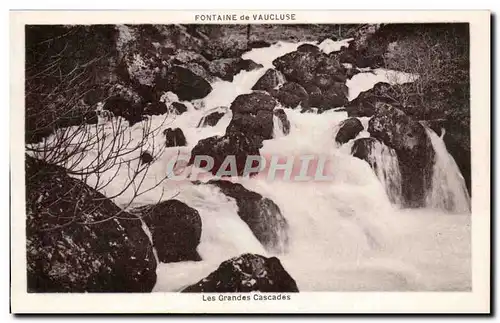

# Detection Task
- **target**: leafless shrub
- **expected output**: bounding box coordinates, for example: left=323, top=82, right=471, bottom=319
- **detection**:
left=25, top=25, right=179, bottom=225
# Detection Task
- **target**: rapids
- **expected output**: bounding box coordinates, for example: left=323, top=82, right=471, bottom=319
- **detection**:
left=29, top=39, right=471, bottom=292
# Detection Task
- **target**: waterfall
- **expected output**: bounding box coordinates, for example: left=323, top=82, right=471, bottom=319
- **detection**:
left=352, top=139, right=403, bottom=205
left=32, top=38, right=471, bottom=292
left=423, top=126, right=471, bottom=214
left=272, top=114, right=286, bottom=138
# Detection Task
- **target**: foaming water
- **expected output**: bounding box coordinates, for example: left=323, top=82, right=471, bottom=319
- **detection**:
left=424, top=126, right=471, bottom=213
left=29, top=39, right=471, bottom=291
left=352, top=139, right=403, bottom=205
left=346, top=69, right=418, bottom=101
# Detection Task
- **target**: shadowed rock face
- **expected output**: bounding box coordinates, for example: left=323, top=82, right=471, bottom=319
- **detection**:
left=182, top=253, right=299, bottom=293
left=207, top=180, right=289, bottom=253
left=272, top=49, right=347, bottom=94
left=164, top=128, right=187, bottom=147
left=131, top=200, right=202, bottom=264
left=208, top=58, right=263, bottom=82
left=273, top=82, right=309, bottom=109
left=335, top=118, right=364, bottom=144
left=368, top=104, right=435, bottom=207
left=198, top=111, right=225, bottom=127
left=227, top=92, right=278, bottom=145
left=159, top=65, right=213, bottom=101
left=25, top=156, right=157, bottom=293
left=252, top=69, right=283, bottom=92
left=189, top=131, right=262, bottom=177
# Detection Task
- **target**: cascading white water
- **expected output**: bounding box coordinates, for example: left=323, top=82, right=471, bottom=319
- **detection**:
left=352, top=139, right=403, bottom=205
left=29, top=38, right=471, bottom=292
left=272, top=114, right=286, bottom=138
left=423, top=126, right=471, bottom=214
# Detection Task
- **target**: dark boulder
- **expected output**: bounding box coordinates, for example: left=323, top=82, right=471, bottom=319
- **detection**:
left=274, top=109, right=291, bottom=135
left=230, top=91, right=277, bottom=114
left=272, top=50, right=346, bottom=90
left=273, top=82, right=309, bottom=109
left=131, top=200, right=202, bottom=263
left=344, top=82, right=399, bottom=117
left=208, top=58, right=263, bottom=82
left=226, top=111, right=274, bottom=145
left=140, top=151, right=154, bottom=165
left=189, top=131, right=261, bottom=176
left=198, top=111, right=225, bottom=127
left=170, top=102, right=188, bottom=115
left=303, top=82, right=348, bottom=111
left=182, top=253, right=299, bottom=293
left=164, top=128, right=187, bottom=147
left=335, top=118, right=364, bottom=144
left=317, top=82, right=349, bottom=110
left=158, top=65, right=212, bottom=101
left=143, top=102, right=168, bottom=116
left=25, top=156, right=157, bottom=293
left=144, top=101, right=187, bottom=117
left=252, top=69, right=284, bottom=92
left=208, top=180, right=289, bottom=253
left=227, top=92, right=278, bottom=144
left=103, top=96, right=145, bottom=126
left=368, top=103, right=435, bottom=207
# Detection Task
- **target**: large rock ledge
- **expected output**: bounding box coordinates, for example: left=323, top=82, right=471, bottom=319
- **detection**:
left=182, top=253, right=299, bottom=293
left=25, top=155, right=157, bottom=292
left=207, top=180, right=289, bottom=254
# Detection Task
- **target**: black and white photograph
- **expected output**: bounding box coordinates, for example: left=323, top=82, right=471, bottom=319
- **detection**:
left=10, top=10, right=491, bottom=314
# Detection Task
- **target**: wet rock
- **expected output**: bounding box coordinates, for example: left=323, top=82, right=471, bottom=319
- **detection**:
left=317, top=82, right=349, bottom=110
left=189, top=131, right=261, bottom=176
left=230, top=91, right=277, bottom=114
left=272, top=50, right=346, bottom=90
left=226, top=111, right=274, bottom=145
left=25, top=156, right=157, bottom=293
left=208, top=58, right=263, bottom=82
left=140, top=151, right=154, bottom=164
left=273, top=82, right=309, bottom=109
left=335, top=118, right=364, bottom=144
left=368, top=103, right=435, bottom=207
left=172, top=49, right=210, bottom=68
left=252, top=69, right=284, bottom=92
left=208, top=180, right=289, bottom=253
left=182, top=253, right=299, bottom=293
left=143, top=102, right=168, bottom=116
left=227, top=92, right=278, bottom=144
left=164, top=128, right=187, bottom=147
left=171, top=102, right=188, bottom=115
left=274, top=109, right=291, bottom=135
left=344, top=82, right=399, bottom=117
left=198, top=111, right=225, bottom=127
left=183, top=62, right=214, bottom=82
left=103, top=96, right=145, bottom=126
left=158, top=65, right=212, bottom=101
left=131, top=200, right=202, bottom=263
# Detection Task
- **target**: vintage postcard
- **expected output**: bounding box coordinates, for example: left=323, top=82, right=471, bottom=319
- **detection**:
left=10, top=10, right=490, bottom=314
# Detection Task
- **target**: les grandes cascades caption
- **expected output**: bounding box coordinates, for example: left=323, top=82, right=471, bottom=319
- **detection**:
left=202, top=294, right=292, bottom=302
